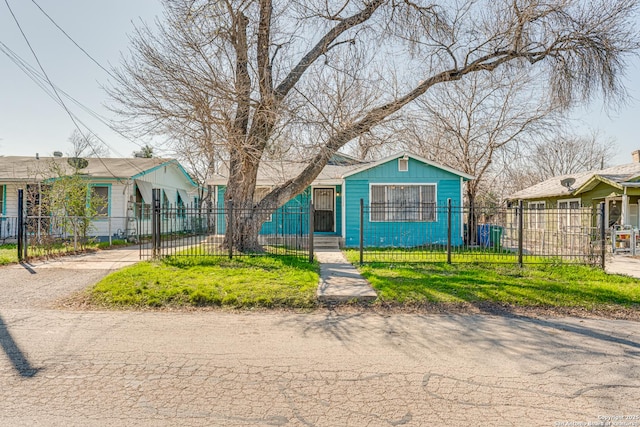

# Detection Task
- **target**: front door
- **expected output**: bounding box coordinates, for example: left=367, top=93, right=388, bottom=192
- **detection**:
left=608, top=199, right=622, bottom=227
left=313, top=188, right=334, bottom=232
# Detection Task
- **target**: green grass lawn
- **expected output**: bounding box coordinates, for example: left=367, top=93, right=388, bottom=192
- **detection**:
left=0, top=244, right=17, bottom=265
left=344, top=250, right=640, bottom=311
left=89, top=255, right=320, bottom=309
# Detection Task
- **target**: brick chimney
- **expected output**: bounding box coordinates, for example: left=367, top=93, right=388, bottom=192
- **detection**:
left=634, top=150, right=640, bottom=163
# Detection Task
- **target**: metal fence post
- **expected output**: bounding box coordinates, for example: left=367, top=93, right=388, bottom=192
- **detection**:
left=359, top=198, right=364, bottom=265
left=600, top=202, right=606, bottom=270
left=17, top=189, right=24, bottom=262
left=447, top=198, right=452, bottom=264
left=518, top=200, right=524, bottom=267
left=309, top=201, right=314, bottom=263
left=228, top=200, right=233, bottom=260
left=152, top=188, right=161, bottom=258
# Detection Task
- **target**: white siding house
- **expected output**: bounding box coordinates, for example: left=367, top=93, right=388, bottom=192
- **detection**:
left=0, top=156, right=203, bottom=241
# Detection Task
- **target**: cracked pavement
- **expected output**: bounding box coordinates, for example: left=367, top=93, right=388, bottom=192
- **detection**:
left=0, top=256, right=639, bottom=425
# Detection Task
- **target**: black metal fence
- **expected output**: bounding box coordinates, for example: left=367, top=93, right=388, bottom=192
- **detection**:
left=5, top=186, right=608, bottom=268
left=136, top=190, right=313, bottom=261
left=358, top=200, right=606, bottom=267
left=10, top=189, right=131, bottom=261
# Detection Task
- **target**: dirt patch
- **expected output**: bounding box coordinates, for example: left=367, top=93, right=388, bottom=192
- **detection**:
left=55, top=292, right=640, bottom=321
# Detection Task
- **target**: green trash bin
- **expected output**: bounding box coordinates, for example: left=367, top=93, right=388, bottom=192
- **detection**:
left=489, top=226, right=503, bottom=249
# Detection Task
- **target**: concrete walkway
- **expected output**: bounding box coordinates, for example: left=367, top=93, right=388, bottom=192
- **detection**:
left=315, top=249, right=377, bottom=303
left=14, top=245, right=142, bottom=271
left=605, top=254, right=640, bottom=279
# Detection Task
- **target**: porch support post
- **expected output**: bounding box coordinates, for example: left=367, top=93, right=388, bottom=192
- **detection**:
left=622, top=189, right=628, bottom=226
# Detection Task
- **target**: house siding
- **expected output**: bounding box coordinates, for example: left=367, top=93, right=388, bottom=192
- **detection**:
left=343, top=157, right=465, bottom=248
left=0, top=161, right=201, bottom=242
left=216, top=186, right=312, bottom=236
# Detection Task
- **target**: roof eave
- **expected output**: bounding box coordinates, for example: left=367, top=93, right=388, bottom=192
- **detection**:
left=573, top=174, right=623, bottom=195
left=341, top=151, right=475, bottom=180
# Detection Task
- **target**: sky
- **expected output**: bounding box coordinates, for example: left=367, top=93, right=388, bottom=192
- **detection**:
left=1, top=0, right=639, bottom=165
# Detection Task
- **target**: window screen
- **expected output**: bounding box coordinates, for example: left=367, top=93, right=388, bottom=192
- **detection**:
left=91, top=186, right=109, bottom=216
left=370, top=184, right=436, bottom=222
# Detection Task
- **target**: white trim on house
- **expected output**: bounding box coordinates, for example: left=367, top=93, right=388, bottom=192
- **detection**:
left=368, top=182, right=438, bottom=223
left=604, top=195, right=623, bottom=228
left=460, top=177, right=464, bottom=239
left=398, top=158, right=408, bottom=172
left=557, top=197, right=581, bottom=231
left=527, top=201, right=545, bottom=229
left=342, top=152, right=474, bottom=180
left=341, top=182, right=346, bottom=240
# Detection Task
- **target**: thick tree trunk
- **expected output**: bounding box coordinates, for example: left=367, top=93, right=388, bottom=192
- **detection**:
left=226, top=206, right=265, bottom=253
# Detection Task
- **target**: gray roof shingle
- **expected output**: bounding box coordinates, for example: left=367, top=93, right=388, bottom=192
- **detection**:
left=511, top=162, right=640, bottom=200
left=0, top=156, right=171, bottom=181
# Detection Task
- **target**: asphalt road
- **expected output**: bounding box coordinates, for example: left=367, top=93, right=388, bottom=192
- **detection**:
left=0, top=250, right=639, bottom=426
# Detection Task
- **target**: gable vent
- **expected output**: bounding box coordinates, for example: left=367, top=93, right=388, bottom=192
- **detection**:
left=398, top=157, right=409, bottom=172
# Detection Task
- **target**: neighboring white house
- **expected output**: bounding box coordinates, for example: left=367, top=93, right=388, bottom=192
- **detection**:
left=0, top=155, right=203, bottom=241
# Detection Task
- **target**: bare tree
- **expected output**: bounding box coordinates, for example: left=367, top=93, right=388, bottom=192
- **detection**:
left=107, top=0, right=639, bottom=251
left=531, top=131, right=615, bottom=177
left=67, top=130, right=109, bottom=158
left=395, top=69, right=557, bottom=242
left=405, top=70, right=556, bottom=203
left=502, top=130, right=617, bottom=193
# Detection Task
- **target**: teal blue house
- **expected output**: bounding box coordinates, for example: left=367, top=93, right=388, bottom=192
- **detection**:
left=210, top=152, right=474, bottom=247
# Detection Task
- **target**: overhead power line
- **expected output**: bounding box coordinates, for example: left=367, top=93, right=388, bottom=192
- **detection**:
left=0, top=41, right=147, bottom=154
left=29, top=0, right=117, bottom=80
left=2, top=0, right=134, bottom=177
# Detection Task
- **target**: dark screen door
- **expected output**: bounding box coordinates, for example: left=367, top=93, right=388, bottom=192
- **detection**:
left=313, top=188, right=334, bottom=232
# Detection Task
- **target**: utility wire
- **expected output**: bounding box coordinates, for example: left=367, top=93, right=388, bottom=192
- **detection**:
left=0, top=41, right=171, bottom=164
left=29, top=0, right=117, bottom=80
left=3, top=0, right=128, bottom=178
left=27, top=0, right=171, bottom=152
left=0, top=41, right=147, bottom=155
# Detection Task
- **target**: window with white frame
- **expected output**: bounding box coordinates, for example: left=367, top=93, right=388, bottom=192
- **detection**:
left=557, top=199, right=581, bottom=231
left=527, top=201, right=545, bottom=229
left=0, top=185, right=4, bottom=215
left=398, top=158, right=408, bottom=172
left=370, top=184, right=436, bottom=222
